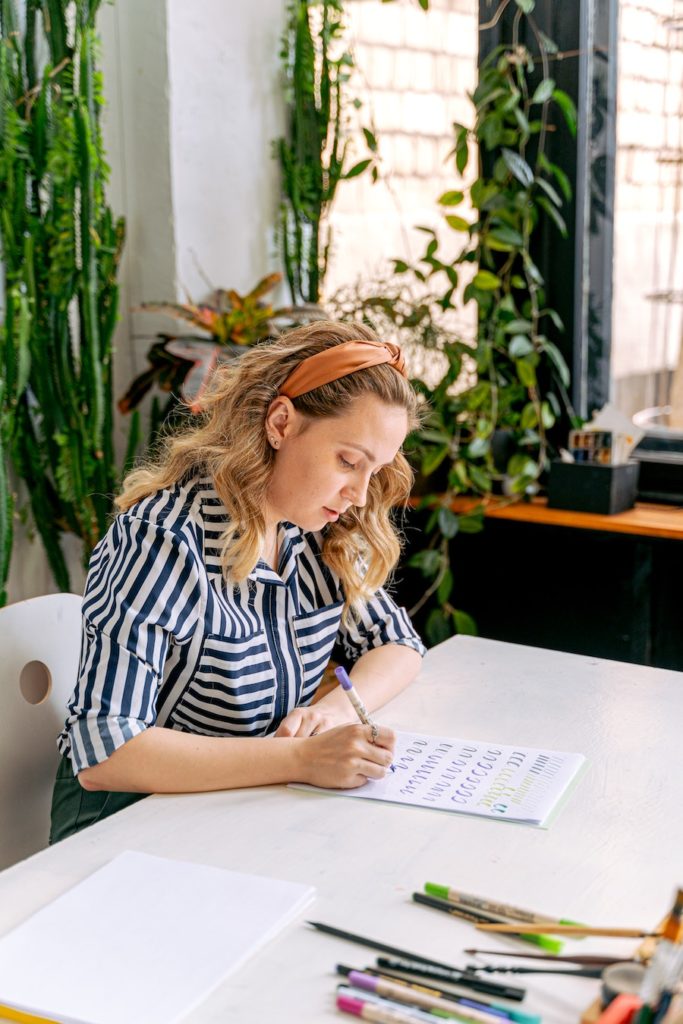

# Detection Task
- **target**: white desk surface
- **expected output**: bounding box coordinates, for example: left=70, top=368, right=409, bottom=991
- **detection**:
left=1, top=635, right=682, bottom=1023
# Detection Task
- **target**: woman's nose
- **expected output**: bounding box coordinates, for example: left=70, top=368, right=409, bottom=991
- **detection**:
left=343, top=473, right=370, bottom=508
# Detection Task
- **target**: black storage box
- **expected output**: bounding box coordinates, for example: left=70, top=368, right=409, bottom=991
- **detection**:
left=547, top=460, right=640, bottom=515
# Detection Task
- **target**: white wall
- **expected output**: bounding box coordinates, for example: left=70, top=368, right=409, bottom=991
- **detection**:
left=166, top=0, right=286, bottom=303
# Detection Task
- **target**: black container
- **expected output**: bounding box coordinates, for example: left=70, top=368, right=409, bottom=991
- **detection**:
left=547, top=460, right=640, bottom=515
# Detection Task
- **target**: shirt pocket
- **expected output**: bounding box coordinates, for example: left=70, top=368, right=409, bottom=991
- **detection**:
left=174, top=631, right=276, bottom=736
left=292, top=600, right=344, bottom=705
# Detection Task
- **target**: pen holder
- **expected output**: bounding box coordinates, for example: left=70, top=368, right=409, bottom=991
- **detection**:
left=547, top=460, right=640, bottom=515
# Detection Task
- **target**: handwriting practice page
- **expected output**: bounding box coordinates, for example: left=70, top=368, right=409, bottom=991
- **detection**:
left=293, top=732, right=585, bottom=826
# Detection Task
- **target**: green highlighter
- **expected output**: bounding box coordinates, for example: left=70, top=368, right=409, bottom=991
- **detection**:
left=424, top=883, right=573, bottom=955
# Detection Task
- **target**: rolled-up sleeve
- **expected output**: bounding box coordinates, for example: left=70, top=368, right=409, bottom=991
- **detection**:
left=62, top=514, right=203, bottom=773
left=338, top=587, right=427, bottom=663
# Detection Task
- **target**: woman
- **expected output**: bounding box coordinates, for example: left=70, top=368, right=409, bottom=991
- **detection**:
left=51, top=321, right=425, bottom=841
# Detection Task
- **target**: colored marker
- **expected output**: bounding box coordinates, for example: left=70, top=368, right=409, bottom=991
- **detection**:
left=336, top=964, right=539, bottom=1024
left=413, top=892, right=563, bottom=954
left=337, top=990, right=422, bottom=1022
left=335, top=666, right=395, bottom=771
left=336, top=965, right=511, bottom=1020
left=424, top=884, right=580, bottom=928
left=335, top=666, right=376, bottom=726
left=347, top=970, right=512, bottom=1024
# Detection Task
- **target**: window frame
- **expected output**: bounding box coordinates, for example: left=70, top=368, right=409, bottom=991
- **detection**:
left=479, top=0, right=683, bottom=502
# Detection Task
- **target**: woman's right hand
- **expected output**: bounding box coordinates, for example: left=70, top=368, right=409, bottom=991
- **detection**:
left=292, top=723, right=396, bottom=789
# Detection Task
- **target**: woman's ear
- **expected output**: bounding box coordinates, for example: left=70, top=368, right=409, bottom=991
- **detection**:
left=264, top=396, right=296, bottom=444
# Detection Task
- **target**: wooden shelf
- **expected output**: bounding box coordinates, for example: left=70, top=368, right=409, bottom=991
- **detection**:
left=448, top=496, right=683, bottom=540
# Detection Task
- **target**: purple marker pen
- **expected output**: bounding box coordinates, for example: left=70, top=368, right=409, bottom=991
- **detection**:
left=335, top=666, right=395, bottom=772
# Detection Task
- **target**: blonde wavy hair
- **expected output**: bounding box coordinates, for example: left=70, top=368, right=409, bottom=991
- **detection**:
left=117, top=321, right=420, bottom=613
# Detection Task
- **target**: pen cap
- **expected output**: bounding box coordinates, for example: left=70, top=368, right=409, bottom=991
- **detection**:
left=338, top=992, right=365, bottom=1016
left=335, top=666, right=353, bottom=691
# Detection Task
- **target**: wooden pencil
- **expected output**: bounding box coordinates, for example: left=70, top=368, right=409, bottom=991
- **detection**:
left=476, top=923, right=660, bottom=938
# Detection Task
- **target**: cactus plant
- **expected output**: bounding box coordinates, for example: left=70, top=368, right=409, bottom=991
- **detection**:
left=0, top=0, right=126, bottom=601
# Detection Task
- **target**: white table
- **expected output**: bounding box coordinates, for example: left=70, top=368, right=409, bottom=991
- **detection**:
left=1, top=636, right=682, bottom=1023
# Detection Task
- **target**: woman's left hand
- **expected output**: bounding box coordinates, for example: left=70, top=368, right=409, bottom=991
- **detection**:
left=274, top=706, right=345, bottom=738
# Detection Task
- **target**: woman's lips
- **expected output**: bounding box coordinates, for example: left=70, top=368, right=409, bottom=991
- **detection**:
left=323, top=507, right=340, bottom=521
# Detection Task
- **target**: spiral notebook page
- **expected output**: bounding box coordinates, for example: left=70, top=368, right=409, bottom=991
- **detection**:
left=292, top=731, right=586, bottom=827
left=0, top=851, right=315, bottom=1024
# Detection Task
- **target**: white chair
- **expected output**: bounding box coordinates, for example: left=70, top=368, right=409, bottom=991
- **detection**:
left=0, top=593, right=82, bottom=869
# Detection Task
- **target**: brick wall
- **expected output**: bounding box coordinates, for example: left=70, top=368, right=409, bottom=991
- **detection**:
left=325, top=0, right=478, bottom=309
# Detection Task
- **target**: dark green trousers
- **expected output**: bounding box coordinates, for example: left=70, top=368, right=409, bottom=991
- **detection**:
left=49, top=754, right=147, bottom=844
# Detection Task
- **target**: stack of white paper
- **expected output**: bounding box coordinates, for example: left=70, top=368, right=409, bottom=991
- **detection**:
left=0, top=850, right=315, bottom=1024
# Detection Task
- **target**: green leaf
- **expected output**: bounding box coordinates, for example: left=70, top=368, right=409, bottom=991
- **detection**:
left=467, top=436, right=490, bottom=459
left=445, top=214, right=470, bottom=232
left=344, top=158, right=371, bottom=179
left=468, top=465, right=491, bottom=492
left=508, top=453, right=538, bottom=478
left=540, top=401, right=556, bottom=428
left=438, top=506, right=460, bottom=539
left=488, top=223, right=524, bottom=247
left=409, top=549, right=442, bottom=577
left=426, top=609, right=454, bottom=646
left=451, top=460, right=470, bottom=490
left=421, top=445, right=450, bottom=476
left=513, top=106, right=530, bottom=137
left=514, top=0, right=535, bottom=11
left=538, top=30, right=559, bottom=54
left=457, top=513, right=484, bottom=534
left=437, top=567, right=453, bottom=605
left=453, top=609, right=478, bottom=636
left=546, top=307, right=565, bottom=332
left=536, top=176, right=563, bottom=207
left=509, top=334, right=534, bottom=358
left=438, top=190, right=464, bottom=206
left=542, top=340, right=571, bottom=387
left=531, top=78, right=555, bottom=105
left=523, top=255, right=544, bottom=286
left=393, top=260, right=409, bottom=273
left=502, top=148, right=534, bottom=188
left=553, top=88, right=578, bottom=138
left=516, top=358, right=537, bottom=388
left=521, top=402, right=538, bottom=429
left=472, top=270, right=501, bottom=290
left=420, top=428, right=452, bottom=445
left=538, top=196, right=568, bottom=236
left=504, top=318, right=533, bottom=334
left=363, top=128, right=378, bottom=153
left=456, top=133, right=469, bottom=175
left=550, top=162, right=572, bottom=200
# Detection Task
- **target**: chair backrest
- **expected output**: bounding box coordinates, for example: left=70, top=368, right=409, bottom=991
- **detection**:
left=0, top=593, right=82, bottom=869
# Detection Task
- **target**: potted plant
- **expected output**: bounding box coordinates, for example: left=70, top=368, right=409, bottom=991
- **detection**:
left=398, top=1, right=578, bottom=645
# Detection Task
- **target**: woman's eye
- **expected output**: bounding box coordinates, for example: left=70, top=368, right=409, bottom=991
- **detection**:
left=339, top=456, right=356, bottom=469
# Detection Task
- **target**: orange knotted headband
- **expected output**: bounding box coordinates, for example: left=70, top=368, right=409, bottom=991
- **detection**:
left=278, top=339, right=407, bottom=399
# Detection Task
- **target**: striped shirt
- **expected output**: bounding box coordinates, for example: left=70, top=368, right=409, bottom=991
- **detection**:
left=58, top=476, right=425, bottom=773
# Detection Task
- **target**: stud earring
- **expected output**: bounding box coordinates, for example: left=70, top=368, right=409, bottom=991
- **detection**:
left=270, top=436, right=279, bottom=449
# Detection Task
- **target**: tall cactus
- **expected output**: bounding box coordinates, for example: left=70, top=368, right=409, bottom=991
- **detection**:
left=277, top=0, right=375, bottom=305
left=0, top=0, right=125, bottom=602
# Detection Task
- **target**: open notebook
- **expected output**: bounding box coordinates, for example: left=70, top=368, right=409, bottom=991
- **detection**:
left=0, top=850, right=314, bottom=1024
left=292, top=731, right=586, bottom=827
